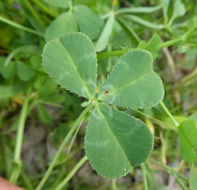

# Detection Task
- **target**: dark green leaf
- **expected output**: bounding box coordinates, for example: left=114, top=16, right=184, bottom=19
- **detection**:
left=43, top=33, right=97, bottom=99
left=179, top=133, right=196, bottom=163
left=0, top=57, right=14, bottom=79
left=99, top=50, right=164, bottom=109
left=45, top=12, right=78, bottom=41
left=138, top=33, right=162, bottom=59
left=73, top=5, right=104, bottom=40
left=178, top=120, right=197, bottom=148
left=16, top=61, right=35, bottom=81
left=85, top=103, right=153, bottom=178
left=0, top=83, right=28, bottom=99
left=37, top=104, right=52, bottom=124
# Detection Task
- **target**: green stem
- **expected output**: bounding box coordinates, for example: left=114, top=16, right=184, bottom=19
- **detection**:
left=21, top=170, right=34, bottom=190
left=97, top=37, right=185, bottom=60
left=9, top=87, right=32, bottom=183
left=141, top=163, right=148, bottom=190
left=173, top=173, right=188, bottom=190
left=149, top=160, right=189, bottom=183
left=159, top=38, right=182, bottom=48
left=112, top=179, right=117, bottom=190
left=24, top=0, right=44, bottom=27
left=67, top=122, right=81, bottom=154
left=55, top=156, right=88, bottom=190
left=117, top=17, right=141, bottom=44
left=31, top=0, right=58, bottom=17
left=97, top=49, right=131, bottom=59
left=160, top=101, right=179, bottom=127
left=0, top=16, right=44, bottom=37
left=36, top=104, right=93, bottom=190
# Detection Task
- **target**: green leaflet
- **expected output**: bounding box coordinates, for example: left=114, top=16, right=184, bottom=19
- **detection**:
left=0, top=57, right=14, bottom=79
left=73, top=5, right=104, bottom=40
left=37, top=103, right=52, bottom=124
left=138, top=33, right=162, bottom=59
left=85, top=103, right=153, bottom=178
left=99, top=50, right=164, bottom=109
left=162, top=0, right=170, bottom=23
left=42, top=33, right=97, bottom=99
left=43, top=0, right=71, bottom=8
left=178, top=120, right=197, bottom=163
left=172, top=0, right=185, bottom=19
left=0, top=83, right=28, bottom=99
left=45, top=12, right=78, bottom=41
left=169, top=0, right=186, bottom=25
left=189, top=112, right=197, bottom=122
left=179, top=133, right=196, bottom=163
left=96, top=13, right=114, bottom=52
left=16, top=61, right=35, bottom=81
left=178, top=120, right=197, bottom=148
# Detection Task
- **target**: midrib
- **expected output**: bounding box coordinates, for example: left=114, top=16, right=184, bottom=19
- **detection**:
left=96, top=104, right=132, bottom=166
left=107, top=70, right=153, bottom=96
left=58, top=39, right=93, bottom=98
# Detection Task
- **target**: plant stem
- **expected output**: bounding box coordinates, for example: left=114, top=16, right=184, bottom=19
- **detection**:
left=67, top=122, right=81, bottom=154
left=36, top=104, right=93, bottom=190
left=112, top=179, right=117, bottom=190
left=160, top=101, right=179, bottom=127
left=141, top=163, right=148, bottom=190
left=24, top=0, right=44, bottom=27
left=97, top=37, right=185, bottom=60
left=55, top=156, right=88, bottom=190
left=9, top=87, right=32, bottom=184
left=159, top=38, right=182, bottom=48
left=31, top=0, right=58, bottom=17
left=173, top=173, right=188, bottom=190
left=97, top=49, right=131, bottom=59
left=0, top=16, right=44, bottom=37
left=149, top=160, right=189, bottom=183
left=21, top=170, right=34, bottom=190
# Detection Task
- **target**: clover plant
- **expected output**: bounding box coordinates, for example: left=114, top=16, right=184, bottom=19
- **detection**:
left=1, top=0, right=197, bottom=189
left=42, top=32, right=164, bottom=179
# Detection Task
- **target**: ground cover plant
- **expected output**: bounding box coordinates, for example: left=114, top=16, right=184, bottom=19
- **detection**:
left=0, top=0, right=197, bottom=189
